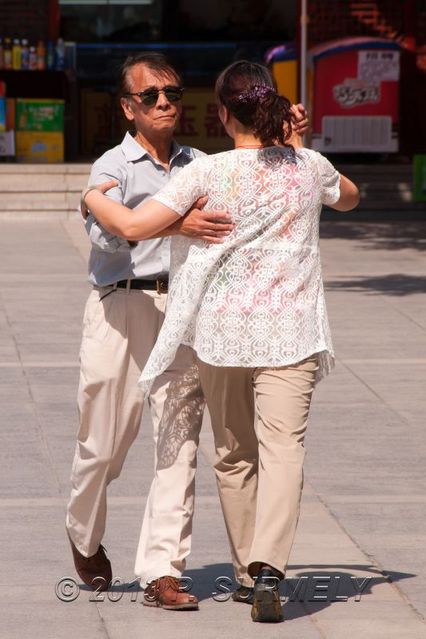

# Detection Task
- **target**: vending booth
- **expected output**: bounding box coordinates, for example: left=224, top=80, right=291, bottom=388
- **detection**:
left=265, top=43, right=298, bottom=106
left=308, top=37, right=400, bottom=153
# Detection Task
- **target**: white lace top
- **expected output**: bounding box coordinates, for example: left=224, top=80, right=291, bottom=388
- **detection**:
left=139, top=146, right=340, bottom=392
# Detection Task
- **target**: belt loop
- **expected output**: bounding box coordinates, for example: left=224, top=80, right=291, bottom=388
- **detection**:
left=126, top=278, right=131, bottom=294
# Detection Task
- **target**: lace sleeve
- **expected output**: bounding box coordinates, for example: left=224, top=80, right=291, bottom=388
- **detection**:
left=153, top=157, right=209, bottom=216
left=316, top=152, right=341, bottom=206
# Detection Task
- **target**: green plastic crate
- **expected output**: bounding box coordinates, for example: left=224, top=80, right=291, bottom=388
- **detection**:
left=16, top=99, right=64, bottom=132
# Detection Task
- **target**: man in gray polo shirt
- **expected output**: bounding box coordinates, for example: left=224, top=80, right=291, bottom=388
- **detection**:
left=66, top=52, right=234, bottom=610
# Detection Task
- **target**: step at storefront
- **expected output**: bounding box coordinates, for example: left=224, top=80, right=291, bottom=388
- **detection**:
left=0, top=163, right=424, bottom=217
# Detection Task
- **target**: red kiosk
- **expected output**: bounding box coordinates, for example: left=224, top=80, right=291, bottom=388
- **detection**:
left=308, top=37, right=400, bottom=153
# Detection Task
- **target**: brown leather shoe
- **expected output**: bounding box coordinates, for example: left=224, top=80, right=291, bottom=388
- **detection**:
left=143, top=576, right=199, bottom=610
left=68, top=535, right=112, bottom=592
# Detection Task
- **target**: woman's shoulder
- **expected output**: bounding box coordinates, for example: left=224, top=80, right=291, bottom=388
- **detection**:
left=190, top=150, right=237, bottom=174
left=295, top=147, right=334, bottom=166
left=294, top=147, right=319, bottom=162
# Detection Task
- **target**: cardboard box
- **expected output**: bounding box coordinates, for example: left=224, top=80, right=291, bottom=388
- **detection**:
left=16, top=99, right=64, bottom=132
left=6, top=99, right=15, bottom=131
left=16, top=131, right=64, bottom=163
left=0, top=131, right=15, bottom=157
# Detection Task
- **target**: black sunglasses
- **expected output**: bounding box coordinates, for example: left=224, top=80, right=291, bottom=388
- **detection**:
left=124, top=86, right=184, bottom=106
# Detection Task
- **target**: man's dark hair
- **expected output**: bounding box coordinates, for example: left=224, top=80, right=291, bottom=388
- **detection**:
left=118, top=52, right=182, bottom=95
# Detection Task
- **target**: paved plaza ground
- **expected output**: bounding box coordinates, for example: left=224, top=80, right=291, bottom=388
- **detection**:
left=0, top=209, right=425, bottom=638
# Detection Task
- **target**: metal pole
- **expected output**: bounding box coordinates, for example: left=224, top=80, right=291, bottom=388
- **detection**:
left=300, top=0, right=308, bottom=107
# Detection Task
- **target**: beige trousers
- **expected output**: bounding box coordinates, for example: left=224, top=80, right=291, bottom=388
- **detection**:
left=197, top=356, right=318, bottom=586
left=66, top=286, right=204, bottom=585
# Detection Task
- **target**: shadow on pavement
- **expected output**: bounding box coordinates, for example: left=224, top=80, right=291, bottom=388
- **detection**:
left=320, top=211, right=426, bottom=253
left=325, top=273, right=426, bottom=296
left=281, top=566, right=416, bottom=621
left=184, top=562, right=416, bottom=618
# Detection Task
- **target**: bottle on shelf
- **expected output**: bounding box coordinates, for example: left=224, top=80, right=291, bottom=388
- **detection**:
left=12, top=38, right=22, bottom=70
left=47, top=41, right=55, bottom=70
left=55, top=38, right=65, bottom=70
left=36, top=40, right=46, bottom=70
left=21, top=39, right=29, bottom=70
left=3, top=38, right=12, bottom=70
left=29, top=45, right=37, bottom=70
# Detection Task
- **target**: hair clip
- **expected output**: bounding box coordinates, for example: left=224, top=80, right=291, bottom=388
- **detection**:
left=237, top=85, right=275, bottom=103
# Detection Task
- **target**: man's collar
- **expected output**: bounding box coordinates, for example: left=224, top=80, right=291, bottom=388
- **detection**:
left=170, top=140, right=192, bottom=163
left=121, top=131, right=192, bottom=164
left=120, top=131, right=149, bottom=162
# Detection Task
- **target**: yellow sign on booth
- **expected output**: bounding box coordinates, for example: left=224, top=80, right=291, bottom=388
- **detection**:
left=271, top=60, right=298, bottom=106
left=80, top=88, right=233, bottom=157
left=175, top=89, right=233, bottom=154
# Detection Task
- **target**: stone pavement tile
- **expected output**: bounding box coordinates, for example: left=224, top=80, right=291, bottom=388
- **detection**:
left=0, top=443, right=59, bottom=499
left=342, top=361, right=426, bottom=414
left=384, top=295, right=426, bottom=329
left=9, top=324, right=81, bottom=345
left=0, top=505, right=73, bottom=585
left=0, top=587, right=107, bottom=639
left=324, top=298, right=426, bottom=360
left=2, top=287, right=86, bottom=322
left=317, top=500, right=426, bottom=617
left=290, top=497, right=392, bottom=598
left=98, top=598, right=322, bottom=639
left=0, top=396, right=61, bottom=498
left=305, top=401, right=425, bottom=496
left=319, top=220, right=426, bottom=279
left=24, top=367, right=79, bottom=404
left=307, top=600, right=425, bottom=639
left=0, top=343, right=20, bottom=363
left=286, top=493, right=426, bottom=638
left=16, top=344, right=80, bottom=365
left=0, top=221, right=87, bottom=277
left=0, top=368, right=30, bottom=402
left=311, top=361, right=377, bottom=405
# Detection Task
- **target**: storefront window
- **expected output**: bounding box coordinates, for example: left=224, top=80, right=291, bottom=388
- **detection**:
left=59, top=0, right=161, bottom=42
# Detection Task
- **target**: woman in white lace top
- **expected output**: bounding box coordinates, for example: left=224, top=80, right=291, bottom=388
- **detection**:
left=84, top=60, right=359, bottom=623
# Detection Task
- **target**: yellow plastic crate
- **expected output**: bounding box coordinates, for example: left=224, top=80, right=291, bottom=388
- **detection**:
left=15, top=131, right=64, bottom=163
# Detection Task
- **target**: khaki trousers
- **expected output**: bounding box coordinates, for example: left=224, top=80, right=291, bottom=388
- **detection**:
left=66, top=286, right=204, bottom=585
left=197, top=356, right=318, bottom=586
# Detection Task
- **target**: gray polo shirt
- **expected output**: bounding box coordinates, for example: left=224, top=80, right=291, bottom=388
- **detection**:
left=85, top=131, right=205, bottom=287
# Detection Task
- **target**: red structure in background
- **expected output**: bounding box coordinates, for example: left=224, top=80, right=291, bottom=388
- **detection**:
left=309, top=38, right=400, bottom=153
left=296, top=0, right=426, bottom=154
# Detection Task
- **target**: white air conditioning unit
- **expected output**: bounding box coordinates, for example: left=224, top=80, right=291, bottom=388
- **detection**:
left=312, top=116, right=398, bottom=153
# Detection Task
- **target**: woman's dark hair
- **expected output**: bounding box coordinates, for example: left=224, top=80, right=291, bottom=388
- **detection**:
left=118, top=52, right=182, bottom=95
left=215, top=60, right=292, bottom=147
